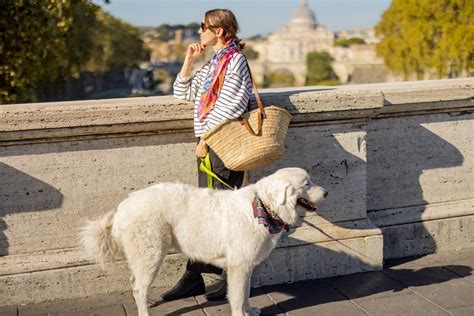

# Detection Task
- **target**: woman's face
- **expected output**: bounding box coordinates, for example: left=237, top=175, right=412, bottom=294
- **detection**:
left=199, top=19, right=219, bottom=47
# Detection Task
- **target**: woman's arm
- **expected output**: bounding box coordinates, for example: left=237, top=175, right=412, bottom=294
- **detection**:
left=173, top=43, right=207, bottom=101
left=179, top=43, right=204, bottom=78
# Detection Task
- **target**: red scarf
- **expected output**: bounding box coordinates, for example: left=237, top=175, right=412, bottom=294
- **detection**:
left=197, top=38, right=241, bottom=122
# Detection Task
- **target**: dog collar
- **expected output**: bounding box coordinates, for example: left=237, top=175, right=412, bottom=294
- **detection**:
left=253, top=194, right=290, bottom=234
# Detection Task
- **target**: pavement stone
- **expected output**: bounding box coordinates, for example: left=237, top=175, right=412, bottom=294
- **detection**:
left=354, top=293, right=450, bottom=315
left=327, top=271, right=407, bottom=301
left=407, top=278, right=474, bottom=310
left=0, top=306, right=17, bottom=316
left=383, top=265, right=465, bottom=288
left=17, top=292, right=133, bottom=315
left=384, top=266, right=474, bottom=310
left=4, top=249, right=474, bottom=315
left=147, top=298, right=205, bottom=316
left=246, top=288, right=286, bottom=316
left=47, top=304, right=127, bottom=316
left=263, top=279, right=367, bottom=315
left=193, top=296, right=232, bottom=316
left=124, top=288, right=205, bottom=316
left=194, top=288, right=284, bottom=316
left=448, top=304, right=474, bottom=316
left=443, top=257, right=474, bottom=283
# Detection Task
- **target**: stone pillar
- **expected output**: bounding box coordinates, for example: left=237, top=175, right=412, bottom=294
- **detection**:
left=249, top=88, right=385, bottom=285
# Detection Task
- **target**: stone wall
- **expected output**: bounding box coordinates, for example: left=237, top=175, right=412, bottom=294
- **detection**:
left=0, top=78, right=472, bottom=305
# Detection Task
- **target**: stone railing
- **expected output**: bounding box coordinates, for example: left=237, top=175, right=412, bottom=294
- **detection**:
left=1, top=78, right=472, bottom=306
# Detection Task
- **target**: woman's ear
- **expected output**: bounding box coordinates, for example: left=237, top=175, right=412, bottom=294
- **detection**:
left=216, top=27, right=225, bottom=38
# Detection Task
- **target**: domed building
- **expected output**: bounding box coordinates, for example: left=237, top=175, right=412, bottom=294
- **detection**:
left=250, top=0, right=335, bottom=86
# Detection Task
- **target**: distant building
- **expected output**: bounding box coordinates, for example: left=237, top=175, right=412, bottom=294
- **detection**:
left=331, top=44, right=386, bottom=84
left=139, top=26, right=199, bottom=63
left=142, top=0, right=395, bottom=87
left=336, top=29, right=381, bottom=45
left=249, top=0, right=334, bottom=85
left=247, top=0, right=391, bottom=86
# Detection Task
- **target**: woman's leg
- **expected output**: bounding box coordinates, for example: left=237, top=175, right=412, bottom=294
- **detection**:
left=207, top=147, right=245, bottom=189
left=162, top=146, right=235, bottom=301
left=160, top=266, right=205, bottom=301
left=203, top=146, right=243, bottom=301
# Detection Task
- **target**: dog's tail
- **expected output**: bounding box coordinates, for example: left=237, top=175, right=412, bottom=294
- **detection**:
left=80, top=209, right=122, bottom=267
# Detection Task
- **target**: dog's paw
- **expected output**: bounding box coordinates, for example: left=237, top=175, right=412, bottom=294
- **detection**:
left=147, top=299, right=161, bottom=308
left=246, top=307, right=261, bottom=316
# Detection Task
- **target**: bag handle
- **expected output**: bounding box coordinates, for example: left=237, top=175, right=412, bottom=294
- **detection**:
left=240, top=64, right=266, bottom=136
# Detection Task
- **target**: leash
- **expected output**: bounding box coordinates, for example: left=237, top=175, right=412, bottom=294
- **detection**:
left=199, top=153, right=234, bottom=190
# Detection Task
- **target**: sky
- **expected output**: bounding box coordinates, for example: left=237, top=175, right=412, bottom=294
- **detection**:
left=93, top=0, right=393, bottom=38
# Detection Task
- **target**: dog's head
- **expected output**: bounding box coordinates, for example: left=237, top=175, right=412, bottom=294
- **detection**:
left=255, top=167, right=328, bottom=226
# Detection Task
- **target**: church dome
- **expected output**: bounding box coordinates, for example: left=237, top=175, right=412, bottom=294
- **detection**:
left=290, top=0, right=317, bottom=29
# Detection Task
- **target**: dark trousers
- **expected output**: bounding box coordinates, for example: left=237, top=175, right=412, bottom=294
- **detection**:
left=187, top=141, right=244, bottom=275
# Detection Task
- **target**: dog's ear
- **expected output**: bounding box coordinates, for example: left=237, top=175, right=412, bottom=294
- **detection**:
left=258, top=177, right=299, bottom=225
left=272, top=180, right=294, bottom=206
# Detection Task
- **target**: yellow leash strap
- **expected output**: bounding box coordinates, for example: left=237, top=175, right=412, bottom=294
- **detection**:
left=199, top=153, right=234, bottom=190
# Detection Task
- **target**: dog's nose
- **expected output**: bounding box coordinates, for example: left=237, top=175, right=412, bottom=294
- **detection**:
left=323, top=190, right=328, bottom=198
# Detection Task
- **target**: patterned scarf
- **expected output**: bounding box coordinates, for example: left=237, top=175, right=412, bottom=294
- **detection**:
left=197, top=37, right=242, bottom=122
left=253, top=194, right=290, bottom=234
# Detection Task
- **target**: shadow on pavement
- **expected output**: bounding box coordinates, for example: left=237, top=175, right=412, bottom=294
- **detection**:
left=160, top=264, right=471, bottom=315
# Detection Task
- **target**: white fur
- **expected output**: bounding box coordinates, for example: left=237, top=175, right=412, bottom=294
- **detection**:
left=80, top=167, right=327, bottom=316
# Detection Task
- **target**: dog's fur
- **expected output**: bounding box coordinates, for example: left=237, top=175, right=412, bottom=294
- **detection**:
left=80, top=168, right=327, bottom=316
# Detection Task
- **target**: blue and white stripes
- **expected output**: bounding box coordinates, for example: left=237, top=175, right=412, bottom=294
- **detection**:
left=173, top=53, right=252, bottom=138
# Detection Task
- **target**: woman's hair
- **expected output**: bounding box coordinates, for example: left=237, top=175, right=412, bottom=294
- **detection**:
left=205, top=9, right=245, bottom=48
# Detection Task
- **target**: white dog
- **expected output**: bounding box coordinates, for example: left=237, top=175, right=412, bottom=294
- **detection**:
left=80, top=167, right=327, bottom=316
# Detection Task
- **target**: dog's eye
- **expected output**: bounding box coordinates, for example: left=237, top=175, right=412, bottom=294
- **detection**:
left=304, top=181, right=310, bottom=186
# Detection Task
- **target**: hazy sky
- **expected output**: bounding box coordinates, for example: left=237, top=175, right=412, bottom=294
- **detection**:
left=93, top=0, right=392, bottom=38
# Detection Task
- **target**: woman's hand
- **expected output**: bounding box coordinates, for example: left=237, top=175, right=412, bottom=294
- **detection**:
left=195, top=139, right=209, bottom=158
left=179, top=43, right=205, bottom=79
left=186, top=43, right=206, bottom=60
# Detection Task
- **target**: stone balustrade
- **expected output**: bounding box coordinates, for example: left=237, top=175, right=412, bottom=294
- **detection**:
left=0, top=78, right=472, bottom=306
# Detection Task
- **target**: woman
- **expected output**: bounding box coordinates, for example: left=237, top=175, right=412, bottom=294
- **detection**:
left=162, top=9, right=252, bottom=302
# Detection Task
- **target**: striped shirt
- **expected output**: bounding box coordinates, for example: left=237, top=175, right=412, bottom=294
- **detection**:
left=173, top=53, right=252, bottom=138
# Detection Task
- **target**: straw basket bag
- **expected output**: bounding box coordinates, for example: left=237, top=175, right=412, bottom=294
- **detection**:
left=202, top=73, right=291, bottom=171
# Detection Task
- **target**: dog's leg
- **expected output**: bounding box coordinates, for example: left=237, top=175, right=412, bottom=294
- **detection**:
left=228, top=266, right=259, bottom=316
left=127, top=249, right=165, bottom=316
left=243, top=271, right=260, bottom=316
left=123, top=224, right=171, bottom=316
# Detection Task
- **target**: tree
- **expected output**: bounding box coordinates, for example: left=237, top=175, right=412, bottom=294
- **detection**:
left=334, top=37, right=366, bottom=47
left=264, top=69, right=295, bottom=88
left=375, top=0, right=474, bottom=79
left=306, top=52, right=339, bottom=86
left=243, top=46, right=259, bottom=60
left=0, top=0, right=149, bottom=104
left=87, top=10, right=149, bottom=72
left=156, top=24, right=173, bottom=41
left=246, top=34, right=266, bottom=41
left=186, top=22, right=200, bottom=30
left=0, top=0, right=78, bottom=103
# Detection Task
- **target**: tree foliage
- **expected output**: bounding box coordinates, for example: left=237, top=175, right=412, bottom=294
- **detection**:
left=246, top=34, right=266, bottom=41
left=306, top=52, right=340, bottom=86
left=375, top=0, right=474, bottom=79
left=1, top=0, right=149, bottom=104
left=264, top=69, right=295, bottom=88
left=334, top=37, right=366, bottom=47
left=243, top=46, right=259, bottom=60
left=155, top=23, right=199, bottom=41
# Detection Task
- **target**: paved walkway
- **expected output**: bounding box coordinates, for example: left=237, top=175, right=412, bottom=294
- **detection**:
left=2, top=249, right=474, bottom=315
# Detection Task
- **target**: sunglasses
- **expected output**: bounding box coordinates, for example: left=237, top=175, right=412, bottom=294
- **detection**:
left=200, top=22, right=216, bottom=32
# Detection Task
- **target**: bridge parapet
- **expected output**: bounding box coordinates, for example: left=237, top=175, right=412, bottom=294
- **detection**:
left=1, top=78, right=472, bottom=306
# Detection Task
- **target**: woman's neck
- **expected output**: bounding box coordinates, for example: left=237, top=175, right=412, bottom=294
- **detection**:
left=212, top=39, right=227, bottom=52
